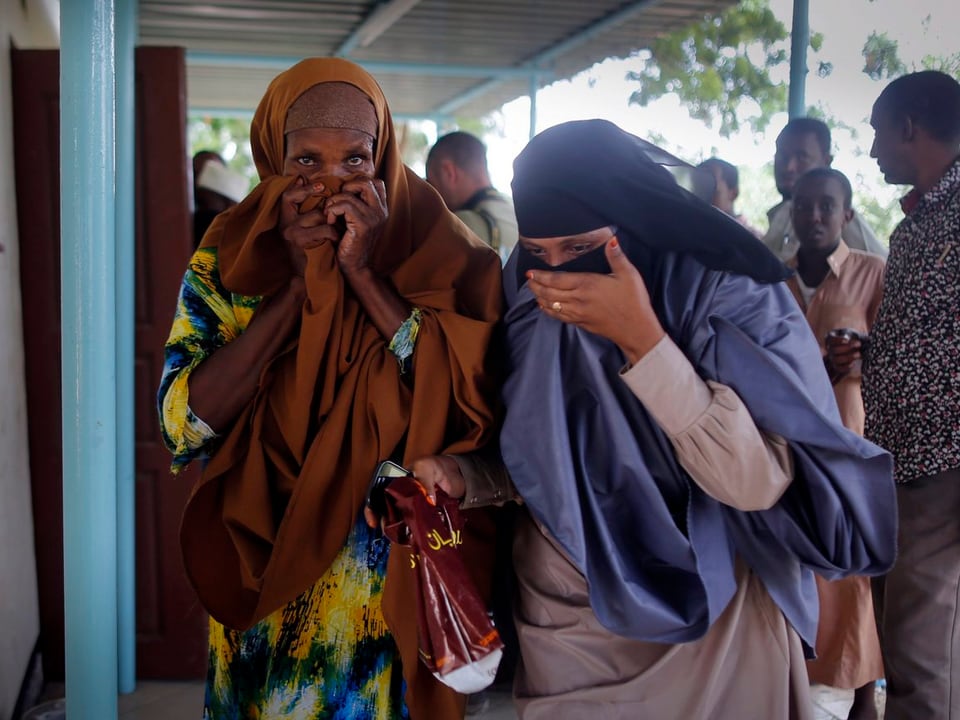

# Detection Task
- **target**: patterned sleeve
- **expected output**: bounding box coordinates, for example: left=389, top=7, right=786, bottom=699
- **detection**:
left=157, top=247, right=260, bottom=473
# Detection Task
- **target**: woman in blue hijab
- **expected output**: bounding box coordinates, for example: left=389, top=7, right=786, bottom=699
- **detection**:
left=415, top=119, right=896, bottom=719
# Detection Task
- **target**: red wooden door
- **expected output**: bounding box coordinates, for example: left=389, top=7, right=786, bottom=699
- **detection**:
left=12, top=45, right=207, bottom=680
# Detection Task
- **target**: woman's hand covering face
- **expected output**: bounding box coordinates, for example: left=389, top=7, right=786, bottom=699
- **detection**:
left=325, top=175, right=388, bottom=276
left=525, top=236, right=666, bottom=365
left=279, top=177, right=341, bottom=275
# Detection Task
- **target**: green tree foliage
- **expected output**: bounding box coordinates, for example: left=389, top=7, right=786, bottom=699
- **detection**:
left=625, top=0, right=825, bottom=137
left=862, top=32, right=907, bottom=80
left=926, top=53, right=960, bottom=77
left=620, top=0, right=947, bottom=242
left=855, top=184, right=901, bottom=246
left=862, top=30, right=959, bottom=80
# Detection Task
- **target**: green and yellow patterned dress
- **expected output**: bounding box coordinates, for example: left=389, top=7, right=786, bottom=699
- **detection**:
left=159, top=247, right=417, bottom=719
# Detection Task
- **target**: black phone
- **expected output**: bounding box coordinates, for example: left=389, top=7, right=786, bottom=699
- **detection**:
left=826, top=327, right=871, bottom=352
left=366, top=460, right=411, bottom=516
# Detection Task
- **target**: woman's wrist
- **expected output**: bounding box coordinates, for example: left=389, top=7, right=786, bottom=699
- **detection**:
left=619, top=322, right=666, bottom=366
left=340, top=262, right=375, bottom=286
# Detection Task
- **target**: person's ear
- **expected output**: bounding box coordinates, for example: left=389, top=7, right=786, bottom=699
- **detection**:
left=731, top=186, right=740, bottom=203
left=826, top=153, right=834, bottom=167
left=902, top=115, right=916, bottom=142
left=441, top=158, right=458, bottom=183
left=842, top=207, right=854, bottom=225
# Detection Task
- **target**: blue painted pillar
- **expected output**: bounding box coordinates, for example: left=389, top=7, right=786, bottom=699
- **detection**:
left=528, top=72, right=539, bottom=140
left=61, top=0, right=119, bottom=718
left=116, top=0, right=138, bottom=694
left=788, top=0, right=810, bottom=118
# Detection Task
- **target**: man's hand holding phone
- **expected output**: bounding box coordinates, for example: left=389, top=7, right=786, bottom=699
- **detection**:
left=825, top=327, right=870, bottom=382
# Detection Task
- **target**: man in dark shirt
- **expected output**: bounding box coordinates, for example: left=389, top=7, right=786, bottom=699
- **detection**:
left=863, top=70, right=960, bottom=720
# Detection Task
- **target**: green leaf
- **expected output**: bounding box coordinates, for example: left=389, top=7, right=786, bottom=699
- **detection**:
left=861, top=32, right=906, bottom=80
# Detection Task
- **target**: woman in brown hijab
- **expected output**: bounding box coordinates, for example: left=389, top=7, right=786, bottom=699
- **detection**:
left=158, top=58, right=502, bottom=719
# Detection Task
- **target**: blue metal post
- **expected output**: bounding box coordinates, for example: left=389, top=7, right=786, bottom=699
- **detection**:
left=116, top=0, right=137, bottom=694
left=529, top=72, right=539, bottom=140
left=61, top=0, right=119, bottom=717
left=788, top=0, right=810, bottom=118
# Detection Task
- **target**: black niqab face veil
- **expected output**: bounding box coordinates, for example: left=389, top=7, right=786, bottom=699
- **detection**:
left=510, top=119, right=790, bottom=284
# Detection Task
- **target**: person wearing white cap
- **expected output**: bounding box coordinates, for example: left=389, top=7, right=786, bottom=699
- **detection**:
left=192, top=150, right=249, bottom=247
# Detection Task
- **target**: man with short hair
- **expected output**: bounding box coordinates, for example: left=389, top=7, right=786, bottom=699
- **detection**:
left=697, top=157, right=762, bottom=237
left=763, top=117, right=887, bottom=261
left=863, top=70, right=960, bottom=720
left=426, top=131, right=518, bottom=263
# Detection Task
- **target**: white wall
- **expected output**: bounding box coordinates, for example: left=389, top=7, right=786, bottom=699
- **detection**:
left=0, top=1, right=58, bottom=718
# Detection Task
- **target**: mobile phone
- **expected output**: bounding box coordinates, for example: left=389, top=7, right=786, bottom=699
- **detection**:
left=826, top=328, right=871, bottom=360
left=826, top=327, right=868, bottom=344
left=366, top=460, right=411, bottom=516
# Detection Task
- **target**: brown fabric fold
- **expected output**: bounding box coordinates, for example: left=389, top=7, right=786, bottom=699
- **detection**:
left=182, top=57, right=503, bottom=719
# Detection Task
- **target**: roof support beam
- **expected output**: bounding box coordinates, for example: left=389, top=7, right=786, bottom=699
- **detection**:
left=434, top=0, right=657, bottom=116
left=335, top=0, right=423, bottom=57
left=186, top=51, right=546, bottom=80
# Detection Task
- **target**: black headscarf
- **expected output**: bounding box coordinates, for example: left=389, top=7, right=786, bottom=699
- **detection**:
left=510, top=119, right=790, bottom=284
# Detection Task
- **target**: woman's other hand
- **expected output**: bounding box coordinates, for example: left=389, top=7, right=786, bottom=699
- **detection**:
left=279, top=177, right=341, bottom=275
left=324, top=176, right=388, bottom=277
left=362, top=455, right=465, bottom=529
left=526, top=237, right=666, bottom=364
left=409, top=455, right=467, bottom=503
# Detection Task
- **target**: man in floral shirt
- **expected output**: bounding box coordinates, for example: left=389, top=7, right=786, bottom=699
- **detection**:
left=863, top=70, right=960, bottom=720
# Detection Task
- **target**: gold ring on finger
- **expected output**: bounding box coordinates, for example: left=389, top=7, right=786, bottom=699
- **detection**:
left=551, top=300, right=563, bottom=313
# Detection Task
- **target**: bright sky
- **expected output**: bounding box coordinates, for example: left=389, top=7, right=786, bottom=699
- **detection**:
left=445, top=0, right=958, bottom=220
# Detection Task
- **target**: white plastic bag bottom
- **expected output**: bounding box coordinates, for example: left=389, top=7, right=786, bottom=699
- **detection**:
left=432, top=647, right=503, bottom=694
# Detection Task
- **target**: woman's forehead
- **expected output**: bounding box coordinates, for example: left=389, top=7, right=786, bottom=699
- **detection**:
left=520, top=227, right=613, bottom=244
left=285, top=127, right=374, bottom=152
left=284, top=82, right=377, bottom=137
left=794, top=176, right=842, bottom=198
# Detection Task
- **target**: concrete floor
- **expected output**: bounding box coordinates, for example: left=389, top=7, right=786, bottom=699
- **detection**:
left=27, top=681, right=885, bottom=719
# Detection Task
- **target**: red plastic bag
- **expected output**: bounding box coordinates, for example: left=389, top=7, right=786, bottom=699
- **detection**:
left=382, top=475, right=503, bottom=693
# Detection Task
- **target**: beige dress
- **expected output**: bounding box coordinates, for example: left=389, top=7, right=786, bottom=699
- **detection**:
left=511, top=336, right=814, bottom=720
left=787, top=242, right=885, bottom=689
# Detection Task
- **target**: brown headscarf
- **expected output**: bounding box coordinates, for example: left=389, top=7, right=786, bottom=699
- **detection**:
left=182, top=58, right=502, bottom=718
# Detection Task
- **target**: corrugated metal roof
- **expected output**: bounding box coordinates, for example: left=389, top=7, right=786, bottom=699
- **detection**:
left=139, top=0, right=737, bottom=120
